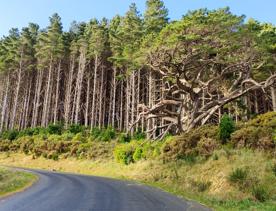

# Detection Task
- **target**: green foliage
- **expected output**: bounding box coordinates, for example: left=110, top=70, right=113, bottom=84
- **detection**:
left=90, top=126, right=116, bottom=142
left=133, top=147, right=143, bottom=162
left=162, top=125, right=219, bottom=161
left=100, top=127, right=116, bottom=142
left=90, top=127, right=102, bottom=139
left=252, top=185, right=269, bottom=202
left=219, top=115, right=235, bottom=144
left=67, top=124, right=84, bottom=134
left=132, top=129, right=146, bottom=140
left=46, top=123, right=64, bottom=135
left=114, top=143, right=136, bottom=165
left=118, top=133, right=131, bottom=143
left=0, top=130, right=19, bottom=141
left=229, top=168, right=248, bottom=183
left=72, top=133, right=86, bottom=143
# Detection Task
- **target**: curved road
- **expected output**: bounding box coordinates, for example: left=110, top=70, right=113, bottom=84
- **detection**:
left=0, top=169, right=210, bottom=211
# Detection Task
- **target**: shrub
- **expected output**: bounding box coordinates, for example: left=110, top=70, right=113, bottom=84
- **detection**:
left=114, top=143, right=136, bottom=165
left=46, top=123, right=63, bottom=135
left=229, top=168, right=248, bottom=183
left=252, top=185, right=269, bottom=202
left=90, top=127, right=116, bottom=142
left=99, top=127, right=116, bottom=142
left=60, top=132, right=74, bottom=141
left=246, top=112, right=276, bottom=128
left=219, top=114, right=235, bottom=144
left=72, top=133, right=86, bottom=143
left=90, top=127, right=102, bottom=139
left=231, top=126, right=274, bottom=149
left=133, top=147, right=143, bottom=162
left=0, top=129, right=19, bottom=141
left=196, top=137, right=217, bottom=157
left=133, top=129, right=146, bottom=140
left=47, top=151, right=59, bottom=161
left=67, top=124, right=84, bottom=134
left=118, top=133, right=131, bottom=143
left=161, top=124, right=219, bottom=162
left=76, top=143, right=92, bottom=158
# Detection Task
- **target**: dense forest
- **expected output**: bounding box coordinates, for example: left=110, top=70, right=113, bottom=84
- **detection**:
left=0, top=0, right=275, bottom=140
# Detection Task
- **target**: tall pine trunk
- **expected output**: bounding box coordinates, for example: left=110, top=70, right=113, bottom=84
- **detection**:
left=0, top=74, right=10, bottom=132
left=54, top=60, right=62, bottom=124
left=10, top=50, right=24, bottom=129
left=91, top=55, right=99, bottom=128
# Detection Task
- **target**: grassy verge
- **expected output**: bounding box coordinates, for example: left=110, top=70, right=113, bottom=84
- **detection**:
left=0, top=166, right=37, bottom=197
left=0, top=149, right=275, bottom=210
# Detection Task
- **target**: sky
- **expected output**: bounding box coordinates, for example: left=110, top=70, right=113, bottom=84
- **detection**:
left=0, top=0, right=275, bottom=37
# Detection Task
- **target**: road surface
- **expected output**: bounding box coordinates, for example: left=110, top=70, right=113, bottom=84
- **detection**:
left=0, top=168, right=210, bottom=211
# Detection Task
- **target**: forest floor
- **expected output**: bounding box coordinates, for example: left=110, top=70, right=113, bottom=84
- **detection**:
left=0, top=166, right=37, bottom=198
left=0, top=149, right=275, bottom=211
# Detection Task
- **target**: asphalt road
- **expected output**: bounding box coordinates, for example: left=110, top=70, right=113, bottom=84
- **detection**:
left=0, top=169, right=210, bottom=211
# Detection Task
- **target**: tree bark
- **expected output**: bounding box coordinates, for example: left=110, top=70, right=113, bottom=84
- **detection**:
left=91, top=55, right=98, bottom=128
left=10, top=50, right=24, bottom=129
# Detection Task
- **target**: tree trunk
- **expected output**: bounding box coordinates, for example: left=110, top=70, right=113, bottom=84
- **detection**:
left=54, top=60, right=61, bottom=124
left=85, top=75, right=91, bottom=127
left=98, top=66, right=104, bottom=128
left=91, top=55, right=98, bottom=128
left=32, top=69, right=43, bottom=127
left=119, top=80, right=124, bottom=131
left=0, top=74, right=10, bottom=132
left=74, top=50, right=86, bottom=124
left=42, top=55, right=53, bottom=127
left=64, top=55, right=75, bottom=128
left=271, top=86, right=276, bottom=112
left=10, top=50, right=24, bottom=129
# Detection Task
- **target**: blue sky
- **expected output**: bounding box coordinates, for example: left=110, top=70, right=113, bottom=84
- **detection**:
left=0, top=0, right=275, bottom=37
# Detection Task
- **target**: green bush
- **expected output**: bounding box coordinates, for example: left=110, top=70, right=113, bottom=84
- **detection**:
left=246, top=112, right=276, bottom=128
left=252, top=185, right=269, bottom=202
left=72, top=133, right=86, bottom=143
left=114, top=143, right=136, bottom=165
left=133, top=129, right=146, bottom=140
left=118, top=133, right=131, bottom=143
left=219, top=115, right=235, bottom=144
left=47, top=151, right=59, bottom=161
left=229, top=168, right=248, bottom=183
left=67, top=124, right=84, bottom=134
left=133, top=147, right=143, bottom=162
left=46, top=123, right=64, bottom=135
left=60, top=132, right=74, bottom=141
left=1, top=129, right=19, bottom=141
left=99, top=127, right=116, bottom=142
left=231, top=126, right=274, bottom=150
left=90, top=127, right=116, bottom=142
left=90, top=127, right=102, bottom=139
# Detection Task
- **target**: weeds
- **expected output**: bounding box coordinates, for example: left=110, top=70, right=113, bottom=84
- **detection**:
left=229, top=168, right=248, bottom=183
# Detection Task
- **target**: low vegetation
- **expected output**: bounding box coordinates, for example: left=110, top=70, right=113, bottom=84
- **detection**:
left=0, top=167, right=37, bottom=197
left=0, top=112, right=275, bottom=210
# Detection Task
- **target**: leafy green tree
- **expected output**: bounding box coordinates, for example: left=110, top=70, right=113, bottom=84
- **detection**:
left=219, top=115, right=235, bottom=144
left=144, top=0, right=168, bottom=34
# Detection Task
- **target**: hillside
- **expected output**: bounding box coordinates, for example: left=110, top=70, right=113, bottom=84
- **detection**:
left=0, top=112, right=275, bottom=210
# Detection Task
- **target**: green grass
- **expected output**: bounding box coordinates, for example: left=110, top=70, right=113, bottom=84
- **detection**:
left=0, top=167, right=37, bottom=197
